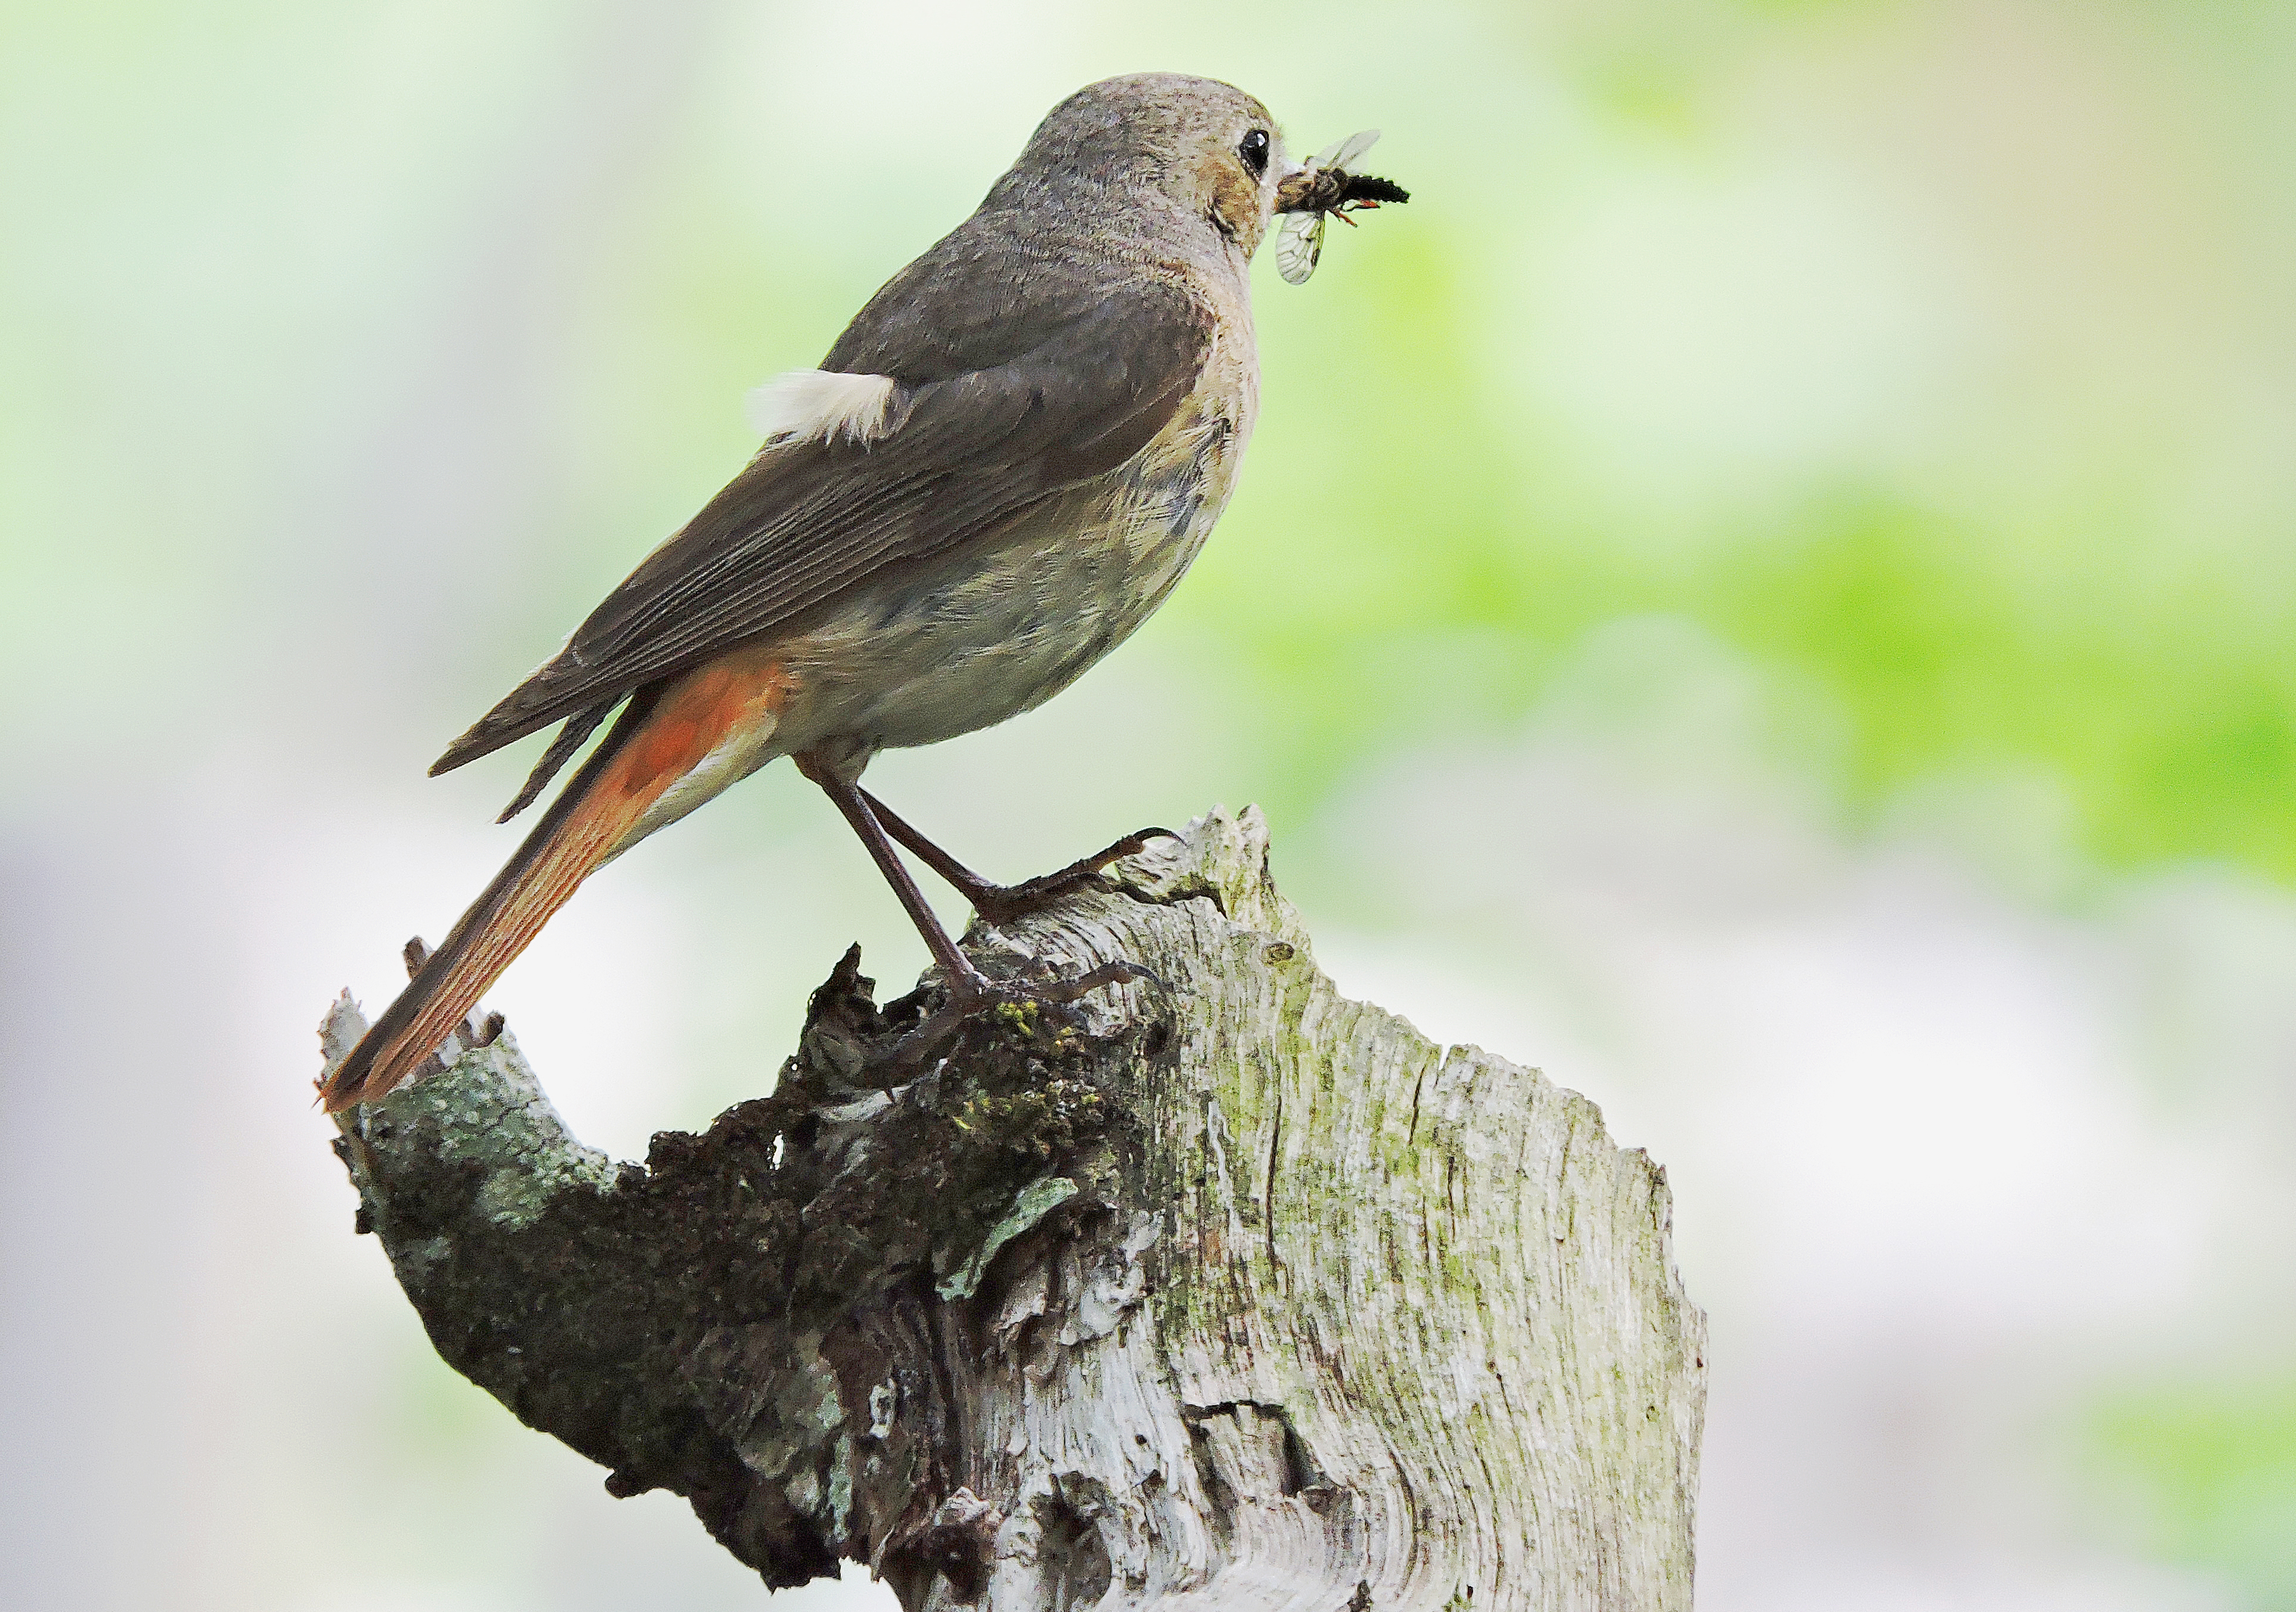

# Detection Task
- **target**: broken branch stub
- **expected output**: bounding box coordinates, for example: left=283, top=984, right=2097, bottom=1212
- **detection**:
left=321, top=807, right=1706, bottom=1609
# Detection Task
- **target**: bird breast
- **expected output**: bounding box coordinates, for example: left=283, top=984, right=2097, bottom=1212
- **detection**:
left=773, top=334, right=1257, bottom=762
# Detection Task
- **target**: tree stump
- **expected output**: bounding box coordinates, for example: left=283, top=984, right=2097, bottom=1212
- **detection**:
left=321, top=807, right=1706, bottom=1609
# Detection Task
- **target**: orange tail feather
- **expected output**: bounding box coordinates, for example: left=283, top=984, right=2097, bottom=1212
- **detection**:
left=322, top=650, right=790, bottom=1111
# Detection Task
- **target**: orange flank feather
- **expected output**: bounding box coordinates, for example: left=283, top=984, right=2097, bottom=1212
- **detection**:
left=321, top=648, right=793, bottom=1112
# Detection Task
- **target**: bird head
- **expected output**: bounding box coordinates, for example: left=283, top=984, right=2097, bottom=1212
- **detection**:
left=987, top=73, right=1289, bottom=259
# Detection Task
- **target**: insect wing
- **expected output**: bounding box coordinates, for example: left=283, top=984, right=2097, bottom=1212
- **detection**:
left=1307, top=129, right=1380, bottom=173
left=1276, top=208, right=1326, bottom=285
left=1323, top=128, right=1382, bottom=173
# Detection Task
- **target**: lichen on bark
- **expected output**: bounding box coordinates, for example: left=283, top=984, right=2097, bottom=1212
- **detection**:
left=321, top=807, right=1706, bottom=1608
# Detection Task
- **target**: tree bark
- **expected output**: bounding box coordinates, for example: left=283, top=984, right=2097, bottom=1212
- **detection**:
left=320, top=807, right=1706, bottom=1609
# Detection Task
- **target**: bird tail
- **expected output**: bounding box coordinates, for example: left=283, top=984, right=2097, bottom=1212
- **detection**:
left=321, top=649, right=792, bottom=1112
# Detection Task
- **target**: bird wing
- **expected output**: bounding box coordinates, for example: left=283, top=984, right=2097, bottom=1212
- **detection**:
left=432, top=269, right=1209, bottom=777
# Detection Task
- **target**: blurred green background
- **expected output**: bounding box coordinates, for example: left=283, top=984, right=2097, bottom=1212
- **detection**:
left=3, top=2, right=2292, bottom=1608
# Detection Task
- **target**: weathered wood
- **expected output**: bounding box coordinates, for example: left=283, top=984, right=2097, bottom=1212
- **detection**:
left=321, top=807, right=1705, bottom=1608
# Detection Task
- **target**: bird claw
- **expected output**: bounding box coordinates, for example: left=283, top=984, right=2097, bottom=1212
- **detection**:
left=1029, top=957, right=1163, bottom=1007
left=967, top=828, right=1181, bottom=924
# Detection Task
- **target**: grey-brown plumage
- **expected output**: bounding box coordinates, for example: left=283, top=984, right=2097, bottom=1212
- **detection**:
left=325, top=74, right=1390, bottom=1111
left=435, top=76, right=1269, bottom=784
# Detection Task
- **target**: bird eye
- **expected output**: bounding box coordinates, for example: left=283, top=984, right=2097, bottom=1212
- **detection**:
left=1238, top=128, right=1270, bottom=178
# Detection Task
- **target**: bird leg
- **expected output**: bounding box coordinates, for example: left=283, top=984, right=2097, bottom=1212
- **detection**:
left=800, top=761, right=1149, bottom=1057
left=805, top=762, right=994, bottom=998
left=858, top=788, right=1174, bottom=924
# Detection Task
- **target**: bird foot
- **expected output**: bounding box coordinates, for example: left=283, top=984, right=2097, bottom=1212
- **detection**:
left=965, top=827, right=1180, bottom=924
left=889, top=956, right=1159, bottom=1066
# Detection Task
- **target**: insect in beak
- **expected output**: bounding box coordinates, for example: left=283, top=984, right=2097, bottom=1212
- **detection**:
left=1273, top=129, right=1410, bottom=286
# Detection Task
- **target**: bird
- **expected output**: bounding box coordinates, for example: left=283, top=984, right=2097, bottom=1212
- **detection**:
left=321, top=73, right=1400, bottom=1112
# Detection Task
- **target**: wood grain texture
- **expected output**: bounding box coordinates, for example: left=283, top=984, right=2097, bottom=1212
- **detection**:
left=321, top=807, right=1704, bottom=1608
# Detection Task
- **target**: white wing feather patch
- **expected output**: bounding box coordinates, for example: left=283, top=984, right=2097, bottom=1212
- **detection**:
left=744, top=369, right=899, bottom=446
